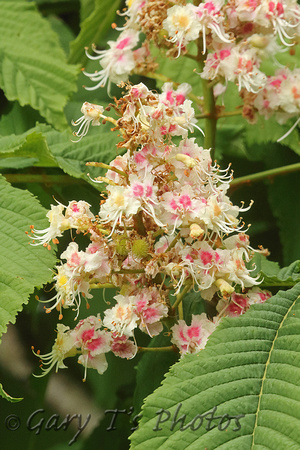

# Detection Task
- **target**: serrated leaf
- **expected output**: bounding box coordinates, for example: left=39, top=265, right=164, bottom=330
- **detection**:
left=68, top=0, right=121, bottom=65
left=0, top=127, right=58, bottom=169
left=130, top=283, right=300, bottom=449
left=134, top=333, right=179, bottom=415
left=0, top=175, right=56, bottom=338
left=251, top=254, right=300, bottom=287
left=220, top=83, right=299, bottom=157
left=0, top=1, right=79, bottom=129
left=0, top=102, right=43, bottom=136
left=0, top=382, right=23, bottom=402
left=45, top=123, right=122, bottom=182
left=244, top=116, right=300, bottom=157
left=267, top=170, right=300, bottom=265
left=0, top=113, right=120, bottom=178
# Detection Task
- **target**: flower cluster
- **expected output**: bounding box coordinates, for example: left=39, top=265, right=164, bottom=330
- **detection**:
left=81, top=0, right=299, bottom=139
left=242, top=67, right=300, bottom=128
left=33, top=315, right=136, bottom=381
left=30, top=80, right=271, bottom=376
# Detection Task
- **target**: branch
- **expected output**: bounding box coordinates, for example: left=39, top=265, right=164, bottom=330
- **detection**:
left=172, top=281, right=192, bottom=312
left=230, top=162, right=300, bottom=190
left=196, top=42, right=217, bottom=153
left=138, top=345, right=178, bottom=353
left=4, top=174, right=86, bottom=185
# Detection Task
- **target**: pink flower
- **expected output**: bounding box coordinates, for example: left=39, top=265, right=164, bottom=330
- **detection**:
left=171, top=314, right=219, bottom=355
left=72, top=315, right=111, bottom=380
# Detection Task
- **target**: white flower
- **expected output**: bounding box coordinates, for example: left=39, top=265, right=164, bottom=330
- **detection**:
left=33, top=324, right=77, bottom=377
left=103, top=295, right=139, bottom=337
left=83, top=29, right=140, bottom=91
left=171, top=314, right=219, bottom=355
left=99, top=185, right=140, bottom=232
left=30, top=204, right=70, bottom=246
left=72, top=102, right=104, bottom=141
left=163, top=4, right=202, bottom=56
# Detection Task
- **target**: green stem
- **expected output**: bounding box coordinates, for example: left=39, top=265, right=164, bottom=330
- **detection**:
left=138, top=346, right=178, bottom=352
left=172, top=281, right=192, bottom=312
left=4, top=174, right=86, bottom=185
left=112, top=269, right=145, bottom=274
left=196, top=109, right=243, bottom=119
left=145, top=71, right=176, bottom=85
left=218, top=109, right=243, bottom=118
left=230, top=162, right=300, bottom=190
left=166, top=233, right=181, bottom=252
left=178, top=301, right=184, bottom=320
left=183, top=52, right=198, bottom=61
left=197, top=44, right=217, bottom=154
left=86, top=162, right=128, bottom=179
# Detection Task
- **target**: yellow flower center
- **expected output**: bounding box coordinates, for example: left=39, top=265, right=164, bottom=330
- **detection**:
left=174, top=14, right=190, bottom=29
left=114, top=194, right=125, bottom=208
left=57, top=274, right=68, bottom=288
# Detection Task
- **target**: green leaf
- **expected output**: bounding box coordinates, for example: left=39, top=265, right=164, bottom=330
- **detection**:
left=0, top=175, right=56, bottom=337
left=267, top=170, right=300, bottom=266
left=80, top=0, right=96, bottom=22
left=244, top=116, right=300, bottom=157
left=0, top=102, right=43, bottom=136
left=215, top=123, right=246, bottom=161
left=152, top=44, right=201, bottom=93
left=220, top=83, right=299, bottom=158
left=0, top=112, right=121, bottom=178
left=68, top=0, right=121, bottom=65
left=0, top=1, right=79, bottom=129
left=0, top=383, right=23, bottom=402
left=0, top=124, right=58, bottom=168
left=252, top=254, right=300, bottom=287
left=0, top=175, right=56, bottom=400
left=45, top=123, right=121, bottom=182
left=130, top=283, right=300, bottom=449
left=134, top=333, right=179, bottom=415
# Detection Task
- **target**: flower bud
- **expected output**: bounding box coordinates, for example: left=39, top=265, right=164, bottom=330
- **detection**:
left=132, top=239, right=149, bottom=259
left=81, top=102, right=104, bottom=123
left=190, top=223, right=204, bottom=239
left=249, top=35, right=270, bottom=49
left=116, top=236, right=129, bottom=256
left=176, top=153, right=197, bottom=168
left=215, top=279, right=234, bottom=297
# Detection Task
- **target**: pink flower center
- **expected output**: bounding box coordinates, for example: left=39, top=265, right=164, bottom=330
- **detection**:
left=200, top=251, right=213, bottom=265
left=187, top=325, right=201, bottom=339
left=179, top=195, right=192, bottom=209
left=132, top=184, right=144, bottom=197
left=116, top=37, right=131, bottom=50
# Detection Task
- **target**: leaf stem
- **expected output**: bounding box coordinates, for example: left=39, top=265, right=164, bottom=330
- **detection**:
left=112, top=269, right=145, bottom=274
left=86, top=162, right=128, bottom=179
left=172, top=281, right=192, bottom=312
left=138, top=346, right=178, bottom=353
left=218, top=109, right=243, bottom=118
left=230, top=162, right=300, bottom=189
left=196, top=109, right=243, bottom=119
left=166, top=233, right=181, bottom=252
left=4, top=174, right=86, bottom=185
left=197, top=43, right=217, bottom=154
